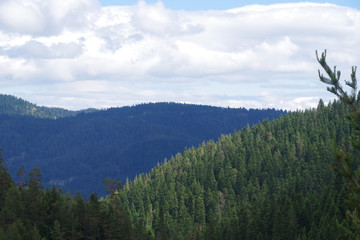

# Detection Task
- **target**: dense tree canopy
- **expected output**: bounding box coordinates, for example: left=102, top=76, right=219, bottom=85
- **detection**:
left=317, top=50, right=360, bottom=239
left=118, top=99, right=357, bottom=239
left=1, top=81, right=360, bottom=239
left=0, top=98, right=358, bottom=239
left=0, top=100, right=285, bottom=196
left=0, top=94, right=82, bottom=119
left=0, top=159, right=140, bottom=239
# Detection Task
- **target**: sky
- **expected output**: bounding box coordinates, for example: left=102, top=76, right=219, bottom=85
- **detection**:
left=100, top=0, right=360, bottom=11
left=0, top=0, right=359, bottom=110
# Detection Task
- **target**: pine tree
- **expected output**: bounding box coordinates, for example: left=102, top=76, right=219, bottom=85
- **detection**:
left=50, top=220, right=65, bottom=240
left=5, top=219, right=25, bottom=240
left=27, top=167, right=42, bottom=191
left=25, top=167, right=43, bottom=227
left=317, top=49, right=360, bottom=239
left=16, top=167, right=26, bottom=190
left=0, top=150, right=11, bottom=208
left=29, top=225, right=45, bottom=240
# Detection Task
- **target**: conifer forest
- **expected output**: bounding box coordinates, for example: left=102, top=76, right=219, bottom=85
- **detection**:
left=0, top=52, right=359, bottom=239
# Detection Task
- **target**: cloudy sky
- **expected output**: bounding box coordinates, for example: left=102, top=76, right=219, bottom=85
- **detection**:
left=0, top=0, right=359, bottom=110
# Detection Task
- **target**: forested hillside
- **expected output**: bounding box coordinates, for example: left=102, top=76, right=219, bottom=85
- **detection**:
left=0, top=99, right=285, bottom=196
left=0, top=99, right=357, bottom=239
left=0, top=94, right=83, bottom=118
left=118, top=100, right=355, bottom=239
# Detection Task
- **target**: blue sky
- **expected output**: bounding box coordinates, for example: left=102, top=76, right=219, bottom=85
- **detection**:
left=0, top=0, right=359, bottom=110
left=99, top=0, right=360, bottom=10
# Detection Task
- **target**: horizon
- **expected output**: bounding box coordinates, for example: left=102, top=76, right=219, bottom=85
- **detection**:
left=0, top=0, right=359, bottom=110
left=2, top=93, right=293, bottom=111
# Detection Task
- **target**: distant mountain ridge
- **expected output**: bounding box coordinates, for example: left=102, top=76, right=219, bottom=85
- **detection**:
left=0, top=95, right=286, bottom=196
left=0, top=94, right=96, bottom=118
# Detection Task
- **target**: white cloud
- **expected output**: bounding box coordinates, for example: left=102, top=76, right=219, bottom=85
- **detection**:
left=132, top=1, right=203, bottom=36
left=0, top=1, right=359, bottom=110
left=0, top=1, right=45, bottom=33
left=0, top=0, right=100, bottom=35
left=3, top=40, right=84, bottom=59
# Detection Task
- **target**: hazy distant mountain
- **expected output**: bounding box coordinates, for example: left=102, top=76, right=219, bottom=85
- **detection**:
left=0, top=94, right=96, bottom=119
left=0, top=97, right=286, bottom=196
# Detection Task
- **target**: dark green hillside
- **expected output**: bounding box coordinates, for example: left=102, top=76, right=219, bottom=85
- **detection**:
left=0, top=94, right=80, bottom=118
left=0, top=100, right=357, bottom=239
left=119, top=100, right=355, bottom=239
left=0, top=154, right=138, bottom=239
left=0, top=101, right=285, bottom=196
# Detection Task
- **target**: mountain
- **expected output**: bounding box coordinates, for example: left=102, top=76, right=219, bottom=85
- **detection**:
left=0, top=97, right=286, bottom=196
left=0, top=99, right=355, bottom=239
left=118, top=100, right=354, bottom=239
left=0, top=94, right=97, bottom=118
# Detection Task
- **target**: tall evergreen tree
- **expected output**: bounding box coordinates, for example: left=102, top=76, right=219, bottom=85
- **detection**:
left=50, top=220, right=65, bottom=240
left=0, top=150, right=11, bottom=208
left=317, top=49, right=360, bottom=239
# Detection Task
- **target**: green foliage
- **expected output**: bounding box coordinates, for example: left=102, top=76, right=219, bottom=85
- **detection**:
left=2, top=73, right=360, bottom=239
left=317, top=49, right=360, bottom=239
left=0, top=157, right=141, bottom=239
left=118, top=100, right=354, bottom=239
left=0, top=150, right=11, bottom=208
left=50, top=220, right=64, bottom=240
left=0, top=94, right=81, bottom=119
left=0, top=98, right=357, bottom=239
left=0, top=227, right=6, bottom=240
